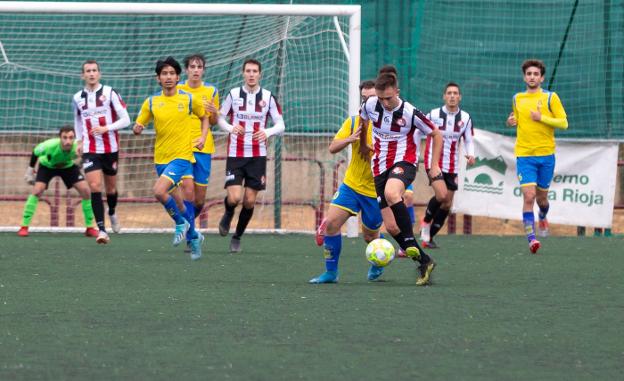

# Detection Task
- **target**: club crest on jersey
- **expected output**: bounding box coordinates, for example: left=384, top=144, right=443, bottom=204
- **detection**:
left=396, top=117, right=406, bottom=127
left=457, top=120, right=464, bottom=127
left=177, top=103, right=185, bottom=112
left=391, top=166, right=404, bottom=175
left=258, top=99, right=266, bottom=108
left=99, top=95, right=107, bottom=103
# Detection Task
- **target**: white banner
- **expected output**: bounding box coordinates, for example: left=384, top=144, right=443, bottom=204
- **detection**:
left=453, top=129, right=619, bottom=228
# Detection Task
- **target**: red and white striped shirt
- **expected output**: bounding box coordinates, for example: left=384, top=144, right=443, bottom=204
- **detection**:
left=424, top=106, right=474, bottom=174
left=360, top=96, right=436, bottom=177
left=220, top=87, right=283, bottom=158
left=72, top=84, right=129, bottom=154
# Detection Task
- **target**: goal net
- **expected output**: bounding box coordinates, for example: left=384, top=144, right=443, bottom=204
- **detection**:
left=0, top=2, right=361, bottom=233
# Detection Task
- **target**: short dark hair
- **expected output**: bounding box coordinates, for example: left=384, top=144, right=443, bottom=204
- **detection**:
left=59, top=125, right=74, bottom=136
left=156, top=56, right=182, bottom=75
left=183, top=53, right=205, bottom=69
left=444, top=82, right=461, bottom=94
left=378, top=65, right=397, bottom=76
left=81, top=60, right=100, bottom=73
left=359, top=80, right=375, bottom=92
left=374, top=72, right=398, bottom=91
left=242, top=58, right=262, bottom=73
left=522, top=59, right=546, bottom=76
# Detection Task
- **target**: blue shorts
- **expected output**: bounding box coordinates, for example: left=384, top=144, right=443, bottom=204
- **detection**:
left=331, top=183, right=383, bottom=231
left=516, top=154, right=555, bottom=190
left=191, top=152, right=212, bottom=186
left=155, top=159, right=193, bottom=188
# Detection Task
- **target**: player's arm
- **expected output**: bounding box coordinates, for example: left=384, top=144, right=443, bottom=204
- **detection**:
left=133, top=98, right=152, bottom=135
left=191, top=95, right=209, bottom=150
left=507, top=95, right=518, bottom=127
left=255, top=95, right=284, bottom=143
left=72, top=100, right=84, bottom=156
left=358, top=100, right=373, bottom=159
left=216, top=92, right=244, bottom=135
left=463, top=118, right=476, bottom=166
left=92, top=89, right=131, bottom=136
left=329, top=117, right=361, bottom=154
left=25, top=140, right=49, bottom=184
left=207, top=88, right=219, bottom=126
left=532, top=92, right=568, bottom=129
left=414, top=109, right=442, bottom=178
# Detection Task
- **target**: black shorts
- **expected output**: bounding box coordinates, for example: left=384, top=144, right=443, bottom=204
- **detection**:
left=374, top=161, right=417, bottom=209
left=225, top=156, right=267, bottom=191
left=35, top=165, right=85, bottom=189
left=82, top=152, right=119, bottom=175
left=427, top=170, right=458, bottom=191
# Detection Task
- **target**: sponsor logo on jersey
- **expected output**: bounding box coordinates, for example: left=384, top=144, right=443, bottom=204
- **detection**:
left=233, top=98, right=244, bottom=106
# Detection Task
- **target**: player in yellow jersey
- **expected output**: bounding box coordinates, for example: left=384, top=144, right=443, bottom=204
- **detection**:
left=507, top=59, right=568, bottom=254
left=309, top=81, right=384, bottom=284
left=178, top=53, right=219, bottom=251
left=133, top=56, right=210, bottom=260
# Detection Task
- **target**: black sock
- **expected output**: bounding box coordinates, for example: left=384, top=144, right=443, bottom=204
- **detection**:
left=424, top=196, right=441, bottom=223
left=106, top=192, right=118, bottom=216
left=91, top=192, right=105, bottom=231
left=234, top=207, right=254, bottom=239
left=390, top=202, right=417, bottom=248
left=430, top=208, right=450, bottom=238
left=224, top=196, right=236, bottom=215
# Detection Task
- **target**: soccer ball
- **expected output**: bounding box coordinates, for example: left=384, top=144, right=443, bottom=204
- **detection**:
left=365, top=238, right=395, bottom=267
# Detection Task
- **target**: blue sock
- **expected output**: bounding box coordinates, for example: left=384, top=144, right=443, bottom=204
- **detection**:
left=538, top=204, right=549, bottom=220
left=163, top=197, right=185, bottom=225
left=523, top=211, right=536, bottom=243
left=193, top=204, right=202, bottom=217
left=323, top=234, right=342, bottom=272
left=407, top=205, right=415, bottom=225
left=183, top=200, right=198, bottom=239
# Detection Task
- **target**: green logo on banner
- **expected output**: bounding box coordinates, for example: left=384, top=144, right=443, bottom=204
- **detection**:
left=463, top=156, right=507, bottom=195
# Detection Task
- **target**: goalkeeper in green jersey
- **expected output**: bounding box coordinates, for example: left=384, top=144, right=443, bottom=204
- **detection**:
left=18, top=125, right=98, bottom=238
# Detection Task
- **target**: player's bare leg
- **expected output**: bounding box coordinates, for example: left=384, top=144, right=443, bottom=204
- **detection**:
left=229, top=187, right=258, bottom=253
left=536, top=188, right=550, bottom=237
left=219, top=185, right=243, bottom=236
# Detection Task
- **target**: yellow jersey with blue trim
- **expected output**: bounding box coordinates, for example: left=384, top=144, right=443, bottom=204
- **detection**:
left=136, top=89, right=206, bottom=164
left=335, top=116, right=376, bottom=198
left=512, top=89, right=567, bottom=157
left=177, top=81, right=220, bottom=154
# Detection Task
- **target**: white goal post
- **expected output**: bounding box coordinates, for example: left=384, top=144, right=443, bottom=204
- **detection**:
left=0, top=1, right=361, bottom=236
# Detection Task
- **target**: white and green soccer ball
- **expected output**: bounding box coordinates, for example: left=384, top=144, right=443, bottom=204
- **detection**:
left=365, top=238, right=395, bottom=267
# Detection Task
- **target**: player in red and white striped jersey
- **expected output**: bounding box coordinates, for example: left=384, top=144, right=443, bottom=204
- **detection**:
left=215, top=59, right=285, bottom=252
left=420, top=83, right=475, bottom=248
left=359, top=72, right=443, bottom=286
left=72, top=60, right=130, bottom=244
